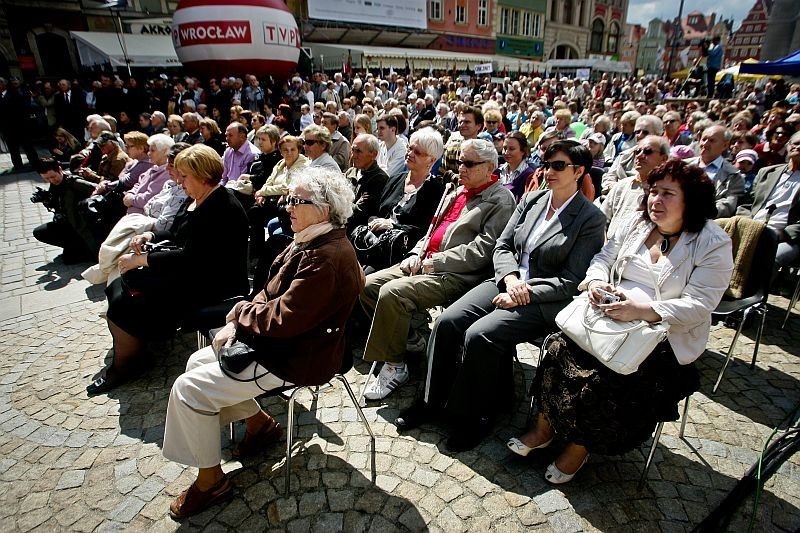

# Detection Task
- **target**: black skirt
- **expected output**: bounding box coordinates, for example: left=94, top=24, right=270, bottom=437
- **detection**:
left=531, top=333, right=699, bottom=455
left=105, top=276, right=184, bottom=340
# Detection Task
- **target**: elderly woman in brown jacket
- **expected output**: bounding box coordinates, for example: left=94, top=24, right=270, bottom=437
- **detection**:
left=161, top=168, right=364, bottom=519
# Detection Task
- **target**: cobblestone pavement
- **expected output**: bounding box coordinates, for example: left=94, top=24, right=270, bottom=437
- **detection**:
left=0, top=160, right=799, bottom=532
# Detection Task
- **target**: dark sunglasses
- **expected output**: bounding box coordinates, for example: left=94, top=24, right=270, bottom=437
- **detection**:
left=634, top=147, right=656, bottom=156
left=303, top=139, right=320, bottom=146
left=541, top=160, right=578, bottom=171
left=485, top=120, right=499, bottom=125
left=634, top=129, right=650, bottom=136
left=458, top=159, right=487, bottom=168
left=663, top=119, right=679, bottom=124
left=286, top=195, right=314, bottom=206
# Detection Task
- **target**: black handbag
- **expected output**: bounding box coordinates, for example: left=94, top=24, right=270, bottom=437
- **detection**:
left=349, top=225, right=409, bottom=270
left=209, top=326, right=257, bottom=376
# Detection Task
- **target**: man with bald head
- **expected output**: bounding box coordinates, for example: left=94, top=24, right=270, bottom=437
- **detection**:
left=687, top=124, right=744, bottom=217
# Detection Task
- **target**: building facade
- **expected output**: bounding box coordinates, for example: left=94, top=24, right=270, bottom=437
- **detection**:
left=544, top=0, right=592, bottom=59
left=588, top=0, right=628, bottom=60
left=620, top=23, right=644, bottom=74
left=494, top=0, right=546, bottom=62
left=761, top=0, right=800, bottom=61
left=635, top=18, right=667, bottom=76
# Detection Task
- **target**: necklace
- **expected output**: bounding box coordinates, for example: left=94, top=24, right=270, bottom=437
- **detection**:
left=658, top=229, right=682, bottom=253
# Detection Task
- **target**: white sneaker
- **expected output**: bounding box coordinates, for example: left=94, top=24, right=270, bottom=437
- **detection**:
left=364, top=363, right=409, bottom=400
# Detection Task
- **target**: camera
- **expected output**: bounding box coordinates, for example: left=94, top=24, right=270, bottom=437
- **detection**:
left=597, top=288, right=620, bottom=305
left=30, top=186, right=52, bottom=207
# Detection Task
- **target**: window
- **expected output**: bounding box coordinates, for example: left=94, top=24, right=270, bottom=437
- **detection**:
left=590, top=19, right=604, bottom=53
left=550, top=0, right=558, bottom=22
left=477, top=0, right=488, bottom=26
left=743, top=36, right=750, bottom=45
left=563, top=0, right=573, bottom=25
left=521, top=11, right=532, bottom=37
left=510, top=9, right=520, bottom=34
left=532, top=13, right=542, bottom=37
left=607, top=22, right=620, bottom=54
left=499, top=7, right=510, bottom=34
left=750, top=47, right=758, bottom=57
left=429, top=0, right=442, bottom=21
left=139, top=0, right=163, bottom=13
left=455, top=0, right=466, bottom=24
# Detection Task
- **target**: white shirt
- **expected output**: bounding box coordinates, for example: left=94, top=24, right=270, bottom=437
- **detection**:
left=377, top=136, right=408, bottom=177
left=699, top=155, right=725, bottom=183
left=518, top=190, right=580, bottom=280
left=754, top=168, right=800, bottom=232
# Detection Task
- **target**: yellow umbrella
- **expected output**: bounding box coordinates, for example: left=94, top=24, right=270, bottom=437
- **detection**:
left=670, top=67, right=691, bottom=79
left=716, top=59, right=782, bottom=81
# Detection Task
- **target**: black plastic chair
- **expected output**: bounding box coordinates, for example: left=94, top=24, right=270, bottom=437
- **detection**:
left=711, top=224, right=778, bottom=393
left=181, top=296, right=247, bottom=350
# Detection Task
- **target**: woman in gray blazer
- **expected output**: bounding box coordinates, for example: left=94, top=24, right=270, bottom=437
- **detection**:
left=394, top=141, right=606, bottom=451
left=508, top=160, right=733, bottom=485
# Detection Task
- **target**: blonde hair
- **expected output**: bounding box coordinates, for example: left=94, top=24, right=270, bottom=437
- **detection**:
left=123, top=131, right=149, bottom=150
left=173, top=144, right=223, bottom=185
left=354, top=114, right=372, bottom=135
left=199, top=117, right=221, bottom=135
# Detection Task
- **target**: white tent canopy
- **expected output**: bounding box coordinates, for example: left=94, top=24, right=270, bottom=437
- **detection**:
left=70, top=31, right=180, bottom=68
left=546, top=58, right=631, bottom=75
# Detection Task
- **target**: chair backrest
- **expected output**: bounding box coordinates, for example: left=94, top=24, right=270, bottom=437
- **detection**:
left=716, top=217, right=777, bottom=300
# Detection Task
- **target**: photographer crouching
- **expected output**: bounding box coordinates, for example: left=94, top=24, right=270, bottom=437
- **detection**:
left=32, top=156, right=96, bottom=264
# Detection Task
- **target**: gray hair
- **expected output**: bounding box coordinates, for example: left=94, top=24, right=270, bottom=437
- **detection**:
left=635, top=115, right=664, bottom=136
left=291, top=168, right=354, bottom=227
left=593, top=115, right=612, bottom=130
left=461, top=139, right=498, bottom=170
left=642, top=135, right=670, bottom=156
left=182, top=112, right=201, bottom=126
left=151, top=111, right=167, bottom=124
left=409, top=127, right=444, bottom=162
left=436, top=102, right=449, bottom=114
left=354, top=133, right=379, bottom=154
left=302, top=124, right=332, bottom=149
left=621, top=111, right=641, bottom=124
left=93, top=119, right=112, bottom=132
left=147, top=133, right=176, bottom=154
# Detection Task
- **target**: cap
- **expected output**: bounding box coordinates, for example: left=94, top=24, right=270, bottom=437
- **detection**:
left=159, top=73, right=168, bottom=80
left=96, top=131, right=116, bottom=145
left=735, top=149, right=758, bottom=165
left=587, top=132, right=606, bottom=146
left=669, top=145, right=695, bottom=160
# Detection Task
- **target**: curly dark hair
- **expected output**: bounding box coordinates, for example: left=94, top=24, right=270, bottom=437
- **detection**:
left=640, top=159, right=716, bottom=233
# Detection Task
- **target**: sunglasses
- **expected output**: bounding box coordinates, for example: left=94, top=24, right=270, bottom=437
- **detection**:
left=286, top=195, right=314, bottom=206
left=458, top=159, right=486, bottom=168
left=634, top=147, right=656, bottom=156
left=541, top=160, right=578, bottom=171
left=303, top=139, right=320, bottom=146
left=634, top=129, right=650, bottom=136
left=663, top=119, right=679, bottom=124
left=485, top=120, right=498, bottom=125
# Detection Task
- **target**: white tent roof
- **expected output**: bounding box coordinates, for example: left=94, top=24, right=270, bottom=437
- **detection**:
left=70, top=31, right=181, bottom=68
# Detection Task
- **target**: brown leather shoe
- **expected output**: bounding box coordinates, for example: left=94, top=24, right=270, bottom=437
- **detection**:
left=169, top=475, right=233, bottom=519
left=231, top=417, right=283, bottom=459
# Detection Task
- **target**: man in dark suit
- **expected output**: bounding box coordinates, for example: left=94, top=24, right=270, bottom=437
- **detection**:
left=345, top=134, right=389, bottom=230
left=737, top=131, right=800, bottom=268
left=54, top=79, right=87, bottom=140
left=0, top=77, right=40, bottom=171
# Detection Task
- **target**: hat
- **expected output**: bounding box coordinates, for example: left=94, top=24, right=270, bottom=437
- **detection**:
left=587, top=132, right=606, bottom=146
left=669, top=145, right=695, bottom=160
left=735, top=149, right=758, bottom=165
left=159, top=73, right=168, bottom=80
left=96, top=131, right=116, bottom=145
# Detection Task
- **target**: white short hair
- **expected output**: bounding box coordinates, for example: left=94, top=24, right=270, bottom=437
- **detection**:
left=291, top=168, right=355, bottom=227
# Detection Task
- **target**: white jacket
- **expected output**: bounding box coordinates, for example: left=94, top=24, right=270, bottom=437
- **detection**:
left=579, top=214, right=733, bottom=364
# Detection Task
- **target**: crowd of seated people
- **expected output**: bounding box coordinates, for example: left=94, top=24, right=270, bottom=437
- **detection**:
left=24, top=68, right=800, bottom=518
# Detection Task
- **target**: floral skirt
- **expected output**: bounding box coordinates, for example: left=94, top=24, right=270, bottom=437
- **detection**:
left=531, top=333, right=699, bottom=455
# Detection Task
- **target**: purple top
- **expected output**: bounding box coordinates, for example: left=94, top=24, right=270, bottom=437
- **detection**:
left=221, top=141, right=260, bottom=185
left=113, top=158, right=154, bottom=192
left=126, top=164, right=170, bottom=215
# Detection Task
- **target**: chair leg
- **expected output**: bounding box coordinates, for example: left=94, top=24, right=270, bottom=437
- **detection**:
left=713, top=308, right=751, bottom=393
left=679, top=395, right=690, bottom=439
left=782, top=272, right=800, bottom=329
left=335, top=375, right=377, bottom=481
left=359, top=361, right=378, bottom=402
left=284, top=386, right=309, bottom=496
left=638, top=422, right=664, bottom=490
left=751, top=306, right=767, bottom=369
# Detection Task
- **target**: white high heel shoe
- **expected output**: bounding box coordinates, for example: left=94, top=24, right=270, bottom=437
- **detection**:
left=544, top=455, right=589, bottom=484
left=506, top=436, right=553, bottom=457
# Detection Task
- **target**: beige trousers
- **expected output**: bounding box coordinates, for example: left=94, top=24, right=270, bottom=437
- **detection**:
left=162, top=346, right=291, bottom=468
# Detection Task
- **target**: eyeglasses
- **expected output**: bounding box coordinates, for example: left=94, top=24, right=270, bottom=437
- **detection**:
left=458, top=159, right=486, bottom=168
left=541, top=160, right=578, bottom=171
left=634, top=129, right=650, bottom=136
left=286, top=195, right=315, bottom=206
left=663, top=119, right=679, bottom=124
left=634, top=147, right=657, bottom=156
left=303, top=139, right=320, bottom=146
left=485, top=120, right=498, bottom=125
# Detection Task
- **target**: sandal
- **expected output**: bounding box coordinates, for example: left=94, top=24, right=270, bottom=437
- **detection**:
left=544, top=454, right=589, bottom=485
left=231, top=417, right=283, bottom=459
left=169, top=475, right=233, bottom=519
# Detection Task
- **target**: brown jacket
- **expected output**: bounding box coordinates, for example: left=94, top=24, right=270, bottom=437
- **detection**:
left=229, top=229, right=365, bottom=385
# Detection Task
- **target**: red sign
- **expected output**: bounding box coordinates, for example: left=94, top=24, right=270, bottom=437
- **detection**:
left=176, top=21, right=251, bottom=46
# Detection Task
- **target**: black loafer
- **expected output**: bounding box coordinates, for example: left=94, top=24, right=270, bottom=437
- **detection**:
left=395, top=399, right=435, bottom=431
left=86, top=373, right=124, bottom=395
left=445, top=416, right=493, bottom=453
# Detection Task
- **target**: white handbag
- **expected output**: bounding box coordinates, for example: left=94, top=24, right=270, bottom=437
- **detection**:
left=555, top=254, right=670, bottom=375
